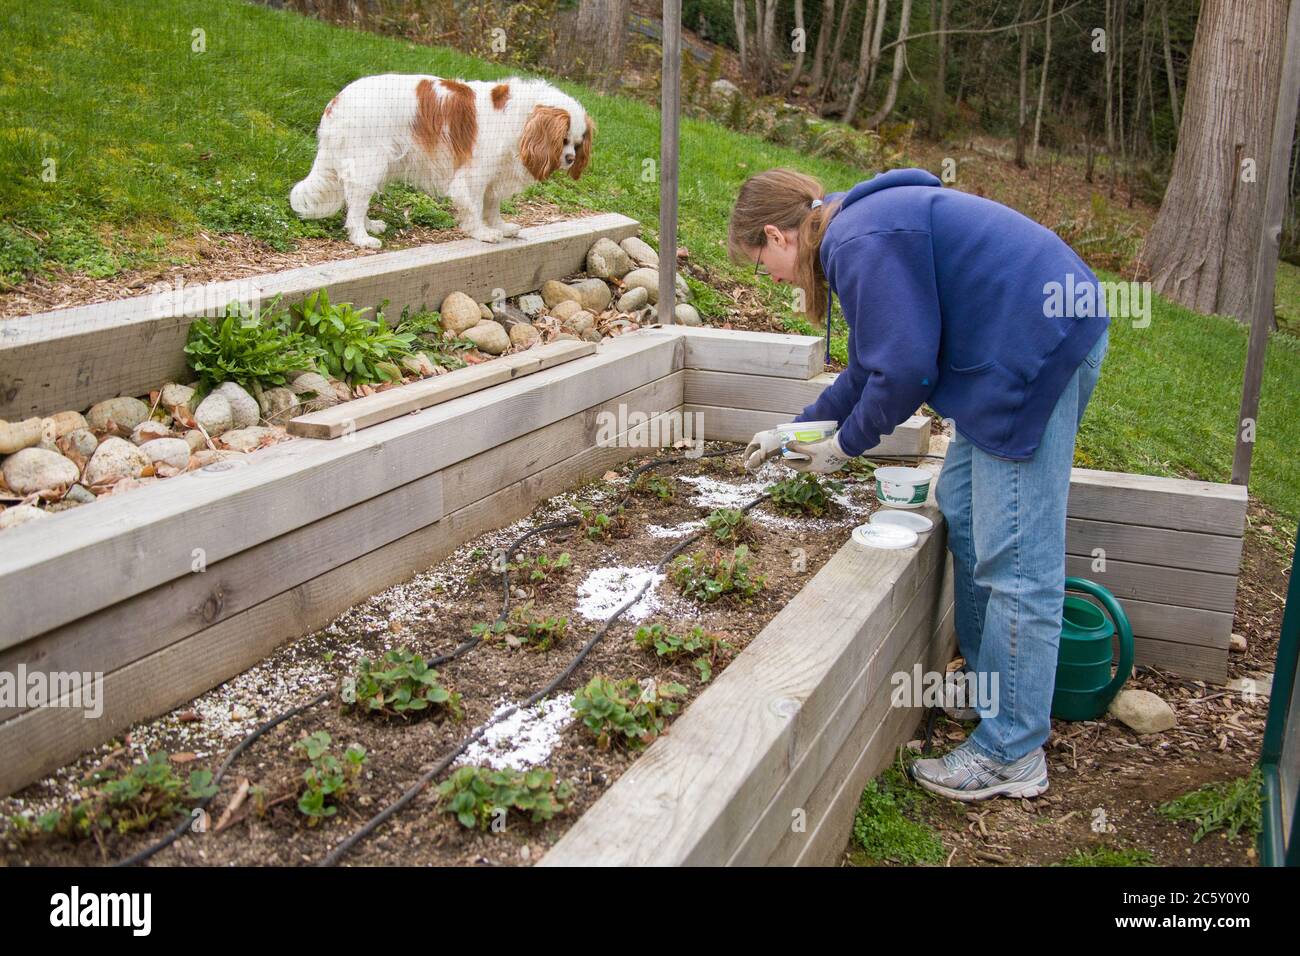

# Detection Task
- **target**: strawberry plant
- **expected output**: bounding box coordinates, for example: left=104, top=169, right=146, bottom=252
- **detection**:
left=766, top=472, right=845, bottom=516
left=475, top=601, right=569, bottom=651
left=294, top=731, right=366, bottom=826
left=704, top=506, right=755, bottom=545
left=32, top=751, right=217, bottom=840
left=343, top=647, right=462, bottom=720
left=510, top=551, right=573, bottom=585
left=632, top=473, right=676, bottom=500
left=437, top=765, right=575, bottom=830
left=576, top=502, right=630, bottom=540
left=571, top=676, right=687, bottom=750
left=633, top=622, right=732, bottom=683
left=669, top=544, right=766, bottom=603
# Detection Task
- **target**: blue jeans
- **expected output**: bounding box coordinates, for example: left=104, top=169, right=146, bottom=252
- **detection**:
left=935, top=327, right=1108, bottom=762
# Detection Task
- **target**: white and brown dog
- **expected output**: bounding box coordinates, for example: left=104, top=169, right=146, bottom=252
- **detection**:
left=290, top=74, right=594, bottom=247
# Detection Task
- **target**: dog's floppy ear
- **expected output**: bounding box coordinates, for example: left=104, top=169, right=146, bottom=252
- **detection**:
left=570, top=113, right=595, bottom=180
left=520, top=105, right=569, bottom=181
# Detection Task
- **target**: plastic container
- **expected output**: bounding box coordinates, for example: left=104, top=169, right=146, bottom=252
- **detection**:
left=851, top=522, right=919, bottom=550
left=874, top=465, right=931, bottom=509
left=870, top=509, right=934, bottom=533
left=775, top=420, right=838, bottom=459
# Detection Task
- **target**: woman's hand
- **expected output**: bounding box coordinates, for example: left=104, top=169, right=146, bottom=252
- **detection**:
left=744, top=428, right=783, bottom=471
left=785, top=433, right=851, bottom=474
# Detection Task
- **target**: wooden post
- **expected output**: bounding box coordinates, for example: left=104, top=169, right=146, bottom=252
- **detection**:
left=1233, top=0, right=1300, bottom=484
left=659, top=0, right=681, bottom=324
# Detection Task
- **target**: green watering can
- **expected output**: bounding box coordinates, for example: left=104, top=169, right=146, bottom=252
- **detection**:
left=1051, top=577, right=1134, bottom=720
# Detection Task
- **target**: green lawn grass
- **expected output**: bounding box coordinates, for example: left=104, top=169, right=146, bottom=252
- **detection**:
left=3, top=0, right=1297, bottom=532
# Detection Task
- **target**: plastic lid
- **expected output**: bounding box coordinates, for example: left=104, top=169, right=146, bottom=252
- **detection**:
left=870, top=510, right=934, bottom=533
left=851, top=522, right=919, bottom=550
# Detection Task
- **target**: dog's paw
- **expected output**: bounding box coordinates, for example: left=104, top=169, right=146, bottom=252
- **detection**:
left=367, top=218, right=388, bottom=234
left=468, top=227, right=502, bottom=243
left=499, top=222, right=521, bottom=237
left=349, top=232, right=383, bottom=250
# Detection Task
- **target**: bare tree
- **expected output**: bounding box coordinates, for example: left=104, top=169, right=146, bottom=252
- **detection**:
left=1161, top=0, right=1181, bottom=130
left=733, top=0, right=749, bottom=76
left=569, top=0, right=629, bottom=90
left=782, top=0, right=808, bottom=95
left=864, top=0, right=913, bottom=129
left=930, top=0, right=950, bottom=137
left=844, top=0, right=878, bottom=121
left=1031, top=0, right=1054, bottom=159
left=1141, top=0, right=1291, bottom=320
left=819, top=0, right=858, bottom=104
left=809, top=0, right=836, bottom=88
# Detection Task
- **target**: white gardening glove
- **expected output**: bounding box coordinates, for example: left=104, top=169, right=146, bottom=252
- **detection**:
left=744, top=428, right=783, bottom=471
left=785, top=432, right=851, bottom=474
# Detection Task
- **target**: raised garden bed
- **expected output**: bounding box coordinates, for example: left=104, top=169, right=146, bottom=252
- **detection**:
left=1, top=445, right=945, bottom=865
left=0, top=217, right=1249, bottom=865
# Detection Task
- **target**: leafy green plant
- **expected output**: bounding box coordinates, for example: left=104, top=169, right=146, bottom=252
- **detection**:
left=1157, top=768, right=1262, bottom=843
left=510, top=551, right=573, bottom=586
left=343, top=647, right=463, bottom=720
left=633, top=622, right=731, bottom=683
left=394, top=304, right=444, bottom=338
left=669, top=544, right=766, bottom=603
left=1056, top=845, right=1155, bottom=867
left=512, top=602, right=571, bottom=651
left=766, top=472, right=844, bottom=517
left=571, top=676, right=687, bottom=750
left=437, top=765, right=575, bottom=830
left=32, top=751, right=217, bottom=840
left=184, top=296, right=324, bottom=395
left=292, top=288, right=418, bottom=385
left=852, top=766, right=945, bottom=865
left=576, top=502, right=630, bottom=540
left=704, top=506, right=755, bottom=545
left=632, top=473, right=676, bottom=500
left=294, top=731, right=366, bottom=826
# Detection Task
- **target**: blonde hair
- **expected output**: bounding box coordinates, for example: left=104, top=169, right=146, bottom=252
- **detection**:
left=728, top=168, right=839, bottom=323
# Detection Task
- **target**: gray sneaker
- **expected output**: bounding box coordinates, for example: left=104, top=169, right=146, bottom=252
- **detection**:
left=910, top=741, right=1049, bottom=802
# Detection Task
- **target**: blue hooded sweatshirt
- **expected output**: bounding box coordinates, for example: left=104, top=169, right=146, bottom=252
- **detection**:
left=794, top=168, right=1110, bottom=461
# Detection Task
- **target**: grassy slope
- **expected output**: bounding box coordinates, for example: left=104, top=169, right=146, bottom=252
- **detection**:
left=2, top=0, right=1297, bottom=529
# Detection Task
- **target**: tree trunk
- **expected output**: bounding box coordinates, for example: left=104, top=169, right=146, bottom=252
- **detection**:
left=1015, top=1, right=1029, bottom=169
left=867, top=0, right=888, bottom=86
left=782, top=0, right=808, bottom=95
left=1031, top=0, right=1054, bottom=161
left=733, top=0, right=749, bottom=76
left=810, top=0, right=835, bottom=88
left=864, top=0, right=912, bottom=129
left=1161, top=0, right=1181, bottom=130
left=930, top=0, right=950, bottom=138
left=844, top=0, right=878, bottom=121
left=571, top=0, right=629, bottom=90
left=820, top=0, right=859, bottom=105
left=1141, top=0, right=1290, bottom=321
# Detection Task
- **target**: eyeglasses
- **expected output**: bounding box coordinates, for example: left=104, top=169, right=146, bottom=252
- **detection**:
left=754, top=243, right=770, bottom=277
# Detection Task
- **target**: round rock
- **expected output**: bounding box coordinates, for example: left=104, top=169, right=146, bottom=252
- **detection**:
left=288, top=373, right=339, bottom=413
left=620, top=236, right=659, bottom=268
left=214, top=382, right=261, bottom=429
left=463, top=321, right=510, bottom=355
left=131, top=420, right=175, bottom=445
left=440, top=291, right=483, bottom=335
left=1107, top=688, right=1176, bottom=734
left=541, top=280, right=581, bottom=308
left=2, top=448, right=80, bottom=496
left=616, top=286, right=649, bottom=312
left=138, top=437, right=192, bottom=470
left=509, top=323, right=541, bottom=348
left=569, top=278, right=612, bottom=313
left=83, top=437, right=151, bottom=486
left=86, top=396, right=150, bottom=433
left=673, top=303, right=702, bottom=326
left=586, top=237, right=634, bottom=279
left=194, top=392, right=233, bottom=437
left=0, top=505, right=47, bottom=530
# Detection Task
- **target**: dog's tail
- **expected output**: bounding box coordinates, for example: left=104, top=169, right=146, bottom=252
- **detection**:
left=290, top=155, right=344, bottom=220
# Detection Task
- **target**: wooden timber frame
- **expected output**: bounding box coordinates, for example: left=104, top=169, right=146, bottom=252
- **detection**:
left=0, top=218, right=1248, bottom=855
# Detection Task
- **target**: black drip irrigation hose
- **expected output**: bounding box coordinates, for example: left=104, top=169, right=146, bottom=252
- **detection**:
left=113, top=443, right=745, bottom=866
